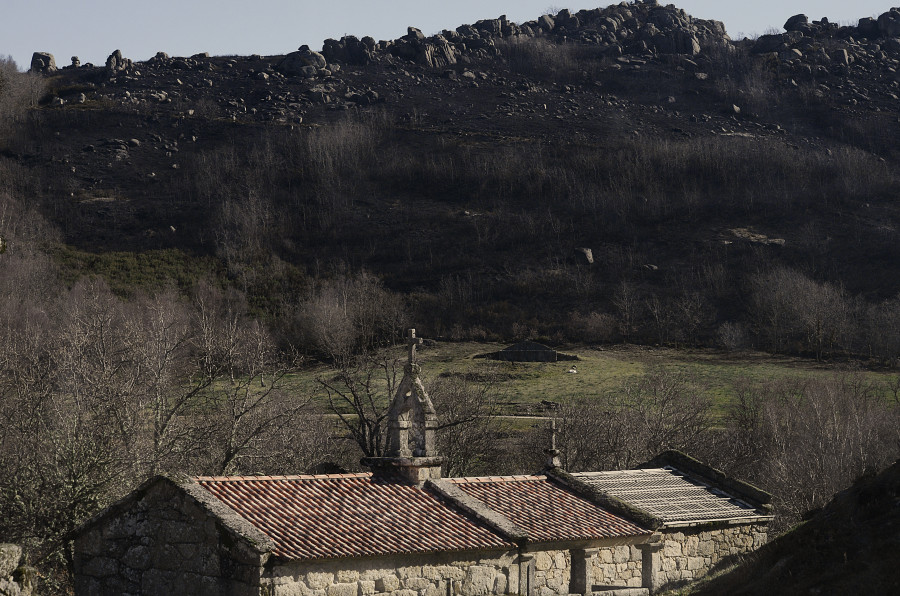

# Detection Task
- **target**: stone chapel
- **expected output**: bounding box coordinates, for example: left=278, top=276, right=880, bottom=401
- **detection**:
left=70, top=330, right=772, bottom=596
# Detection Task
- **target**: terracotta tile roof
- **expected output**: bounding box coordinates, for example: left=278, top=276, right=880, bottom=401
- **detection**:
left=195, top=473, right=513, bottom=560
left=449, top=475, right=651, bottom=542
left=573, top=468, right=773, bottom=526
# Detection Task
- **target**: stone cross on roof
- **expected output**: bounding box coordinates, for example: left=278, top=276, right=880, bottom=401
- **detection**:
left=406, top=328, right=423, bottom=368
left=544, top=418, right=561, bottom=469
left=361, top=327, right=444, bottom=486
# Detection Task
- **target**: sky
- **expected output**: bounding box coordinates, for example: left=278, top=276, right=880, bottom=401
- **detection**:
left=2, top=1, right=897, bottom=70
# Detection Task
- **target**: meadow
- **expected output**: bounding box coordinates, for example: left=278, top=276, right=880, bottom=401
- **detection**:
left=285, top=341, right=899, bottom=421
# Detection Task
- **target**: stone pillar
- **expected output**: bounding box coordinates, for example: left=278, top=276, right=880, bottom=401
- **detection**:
left=391, top=417, right=412, bottom=457
left=639, top=535, right=665, bottom=595
left=569, top=548, right=598, bottom=596
left=518, top=553, right=535, bottom=596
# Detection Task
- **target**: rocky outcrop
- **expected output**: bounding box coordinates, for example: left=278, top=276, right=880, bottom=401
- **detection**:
left=105, top=49, right=131, bottom=71
left=388, top=27, right=461, bottom=69
left=877, top=8, right=900, bottom=37
left=322, top=36, right=375, bottom=66
left=324, top=2, right=730, bottom=70
left=741, top=4, right=900, bottom=90
left=0, top=544, right=34, bottom=596
left=29, top=52, right=56, bottom=73
left=277, top=45, right=328, bottom=77
left=783, top=14, right=810, bottom=33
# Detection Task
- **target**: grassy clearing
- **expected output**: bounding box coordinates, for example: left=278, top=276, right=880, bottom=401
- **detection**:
left=286, top=342, right=899, bottom=420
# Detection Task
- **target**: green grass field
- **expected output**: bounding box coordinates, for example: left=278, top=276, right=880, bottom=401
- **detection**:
left=284, top=342, right=899, bottom=420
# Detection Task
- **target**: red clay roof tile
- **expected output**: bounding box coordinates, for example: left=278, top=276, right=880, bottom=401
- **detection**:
left=449, top=476, right=650, bottom=542
left=195, top=474, right=513, bottom=560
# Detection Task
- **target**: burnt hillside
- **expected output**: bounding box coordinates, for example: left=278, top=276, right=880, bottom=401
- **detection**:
left=5, top=2, right=900, bottom=358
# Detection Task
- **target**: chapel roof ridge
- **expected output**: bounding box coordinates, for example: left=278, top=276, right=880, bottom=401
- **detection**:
left=195, top=472, right=371, bottom=482
left=449, top=474, right=546, bottom=483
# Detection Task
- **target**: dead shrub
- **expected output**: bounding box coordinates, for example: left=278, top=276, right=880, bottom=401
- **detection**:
left=567, top=311, right=619, bottom=343
left=725, top=374, right=900, bottom=530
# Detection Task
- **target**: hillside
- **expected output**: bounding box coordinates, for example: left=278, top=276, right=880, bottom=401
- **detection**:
left=686, top=458, right=900, bottom=595
left=5, top=2, right=900, bottom=356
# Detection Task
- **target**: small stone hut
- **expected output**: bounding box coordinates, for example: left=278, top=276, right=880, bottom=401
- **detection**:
left=477, top=341, right=578, bottom=363
left=71, top=331, right=771, bottom=596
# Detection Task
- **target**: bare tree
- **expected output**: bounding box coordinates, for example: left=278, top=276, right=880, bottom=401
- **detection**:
left=317, top=351, right=399, bottom=458
left=553, top=398, right=635, bottom=471
left=620, top=366, right=714, bottom=458
left=429, top=373, right=500, bottom=477
left=750, top=267, right=850, bottom=359
left=645, top=293, right=675, bottom=345
left=126, top=288, right=214, bottom=474
left=750, top=267, right=798, bottom=352
left=720, top=373, right=900, bottom=531
left=613, top=280, right=641, bottom=342
left=548, top=367, right=714, bottom=472
left=190, top=282, right=307, bottom=475
left=296, top=271, right=406, bottom=363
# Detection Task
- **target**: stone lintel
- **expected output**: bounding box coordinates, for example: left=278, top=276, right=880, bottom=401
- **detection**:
left=426, top=479, right=529, bottom=544
left=521, top=536, right=643, bottom=552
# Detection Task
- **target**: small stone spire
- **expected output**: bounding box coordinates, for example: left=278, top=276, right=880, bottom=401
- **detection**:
left=544, top=419, right=561, bottom=469
left=406, top=328, right=422, bottom=370
left=361, top=328, right=444, bottom=486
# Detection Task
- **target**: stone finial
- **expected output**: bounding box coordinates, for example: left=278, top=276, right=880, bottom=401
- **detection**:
left=361, top=328, right=444, bottom=485
left=544, top=419, right=561, bottom=469
left=406, top=328, right=423, bottom=369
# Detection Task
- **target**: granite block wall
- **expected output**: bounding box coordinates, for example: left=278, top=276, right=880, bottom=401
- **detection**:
left=72, top=481, right=264, bottom=596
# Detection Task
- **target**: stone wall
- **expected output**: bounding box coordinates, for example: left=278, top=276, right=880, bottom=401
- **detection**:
left=658, top=523, right=767, bottom=587
left=72, top=479, right=266, bottom=596
left=528, top=549, right=571, bottom=596
left=591, top=545, right=643, bottom=588
left=263, top=550, right=518, bottom=596
left=592, top=523, right=768, bottom=590
left=264, top=547, right=580, bottom=596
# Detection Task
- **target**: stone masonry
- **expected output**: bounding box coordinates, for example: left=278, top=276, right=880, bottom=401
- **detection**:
left=264, top=550, right=519, bottom=596
left=529, top=549, right=571, bottom=596
left=72, top=477, right=273, bottom=595
left=264, top=547, right=586, bottom=596
left=658, top=524, right=767, bottom=587
left=593, top=523, right=768, bottom=591
left=592, top=545, right=644, bottom=589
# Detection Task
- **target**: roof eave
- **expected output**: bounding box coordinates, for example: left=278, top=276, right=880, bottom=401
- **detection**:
left=660, top=515, right=776, bottom=529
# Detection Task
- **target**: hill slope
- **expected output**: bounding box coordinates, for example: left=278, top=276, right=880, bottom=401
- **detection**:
left=688, top=459, right=900, bottom=595
left=5, top=2, right=900, bottom=355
